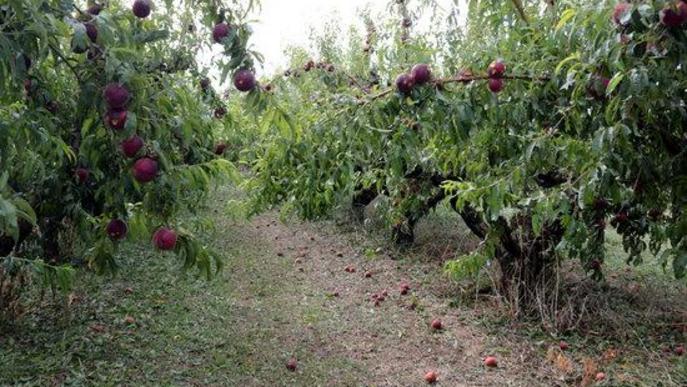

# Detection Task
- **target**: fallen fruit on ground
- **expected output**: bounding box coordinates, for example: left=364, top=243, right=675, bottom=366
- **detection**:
left=286, top=357, right=298, bottom=371
left=484, top=356, right=498, bottom=367
left=423, top=371, right=437, bottom=384
left=431, top=319, right=443, bottom=330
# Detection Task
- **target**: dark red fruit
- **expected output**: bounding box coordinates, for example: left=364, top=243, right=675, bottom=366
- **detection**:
left=660, top=1, right=687, bottom=27
left=559, top=341, right=569, bottom=351
left=614, top=211, right=629, bottom=224
left=45, top=101, right=59, bottom=114
left=132, top=0, right=151, bottom=18
left=152, top=227, right=177, bottom=250
left=88, top=4, right=102, bottom=15
left=488, top=78, right=504, bottom=93
left=411, top=64, right=431, bottom=85
left=132, top=157, right=158, bottom=183
left=103, top=83, right=129, bottom=109
left=675, top=345, right=685, bottom=356
left=286, top=357, right=298, bottom=371
left=233, top=69, right=256, bottom=92
left=105, top=109, right=127, bottom=130
left=612, top=2, right=631, bottom=26
left=423, top=371, right=437, bottom=384
left=200, top=78, right=210, bottom=90
left=396, top=73, right=415, bottom=95
left=304, top=60, right=315, bottom=72
left=212, top=23, right=231, bottom=43
left=431, top=319, right=443, bottom=330
left=214, top=142, right=227, bottom=155
left=75, top=168, right=90, bottom=184
left=121, top=136, right=144, bottom=158
left=214, top=106, right=226, bottom=118
left=487, top=60, right=506, bottom=78
left=85, top=22, right=97, bottom=43
left=106, top=219, right=128, bottom=240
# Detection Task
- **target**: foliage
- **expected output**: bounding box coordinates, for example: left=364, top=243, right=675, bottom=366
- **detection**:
left=245, top=0, right=687, bottom=305
left=0, top=0, right=264, bottom=305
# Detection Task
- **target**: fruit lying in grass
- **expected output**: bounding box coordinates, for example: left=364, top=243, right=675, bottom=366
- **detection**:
left=431, top=319, right=443, bottom=330
left=132, top=0, right=152, bottom=18
left=484, top=356, right=498, bottom=367
left=660, top=1, right=687, bottom=27
left=411, top=64, right=431, bottom=85
left=423, top=371, right=437, bottom=384
left=676, top=345, right=685, bottom=356
left=152, top=227, right=177, bottom=250
left=85, top=22, right=97, bottom=42
left=103, top=83, right=129, bottom=109
left=105, top=109, right=127, bottom=130
left=233, top=69, right=256, bottom=92
left=121, top=135, right=144, bottom=158
left=132, top=157, right=158, bottom=183
left=396, top=73, right=415, bottom=95
left=106, top=219, right=128, bottom=240
left=286, top=357, right=298, bottom=371
left=75, top=168, right=90, bottom=184
left=612, top=2, right=631, bottom=26
left=559, top=341, right=569, bottom=351
left=213, top=22, right=231, bottom=43
left=488, top=78, right=504, bottom=93
left=487, top=59, right=506, bottom=78
left=595, top=372, right=606, bottom=381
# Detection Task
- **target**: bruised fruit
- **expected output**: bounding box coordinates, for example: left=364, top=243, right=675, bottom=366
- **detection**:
left=233, top=69, right=256, bottom=92
left=132, top=157, right=158, bottom=183
left=105, top=109, right=127, bottom=130
left=431, top=319, right=443, bottom=330
left=87, top=4, right=102, bottom=15
left=423, top=371, right=437, bottom=384
left=286, top=357, right=298, bottom=371
left=612, top=2, right=631, bottom=26
left=411, top=64, right=431, bottom=85
left=103, top=83, right=129, bottom=109
left=106, top=219, right=128, bottom=240
left=488, top=78, right=504, bottom=93
left=487, top=60, right=506, bottom=78
left=132, top=0, right=151, bottom=18
left=200, top=78, right=210, bottom=90
left=214, top=142, right=227, bottom=155
left=152, top=227, right=177, bottom=250
left=121, top=136, right=144, bottom=158
left=85, top=22, right=97, bottom=42
left=214, top=106, right=226, bottom=118
left=396, top=73, right=415, bottom=95
left=213, top=22, right=231, bottom=43
left=484, top=356, right=498, bottom=367
left=660, top=1, right=687, bottom=27
left=75, top=168, right=90, bottom=184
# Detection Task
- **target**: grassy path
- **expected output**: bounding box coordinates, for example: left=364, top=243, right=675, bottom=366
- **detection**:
left=1, top=189, right=686, bottom=386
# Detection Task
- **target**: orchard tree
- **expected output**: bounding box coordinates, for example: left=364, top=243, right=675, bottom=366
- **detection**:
left=248, top=0, right=687, bottom=311
left=0, top=0, right=264, bottom=316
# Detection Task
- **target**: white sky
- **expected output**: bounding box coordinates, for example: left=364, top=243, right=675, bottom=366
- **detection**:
left=251, top=0, right=388, bottom=74
left=250, top=0, right=458, bottom=75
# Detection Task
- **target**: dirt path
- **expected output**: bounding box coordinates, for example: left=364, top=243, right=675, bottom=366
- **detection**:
left=219, top=210, right=540, bottom=386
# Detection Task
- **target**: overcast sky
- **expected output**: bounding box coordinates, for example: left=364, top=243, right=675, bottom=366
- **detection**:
left=250, top=0, right=458, bottom=74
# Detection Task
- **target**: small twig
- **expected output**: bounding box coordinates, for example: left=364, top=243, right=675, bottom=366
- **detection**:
left=48, top=42, right=81, bottom=83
